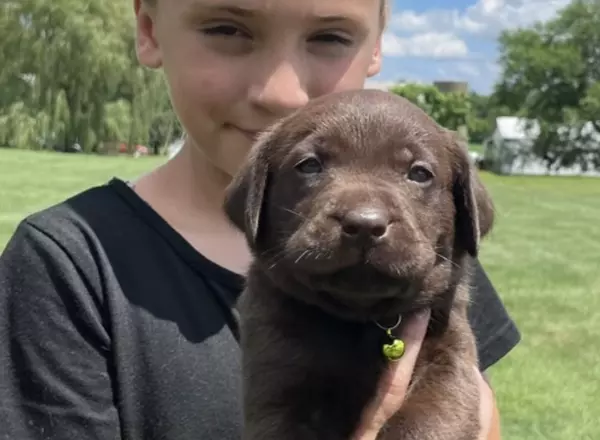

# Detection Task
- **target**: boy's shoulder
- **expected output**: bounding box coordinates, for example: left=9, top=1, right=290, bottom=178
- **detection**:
left=23, top=178, right=136, bottom=240
left=16, top=177, right=172, bottom=264
left=7, top=177, right=159, bottom=288
left=1, top=180, right=244, bottom=440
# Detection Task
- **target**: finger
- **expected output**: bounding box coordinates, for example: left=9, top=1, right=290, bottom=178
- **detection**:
left=379, top=309, right=431, bottom=395
left=475, top=367, right=495, bottom=440
left=391, top=308, right=431, bottom=371
left=359, top=309, right=432, bottom=433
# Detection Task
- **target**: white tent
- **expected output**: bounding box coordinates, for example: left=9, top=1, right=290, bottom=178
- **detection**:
left=482, top=116, right=600, bottom=176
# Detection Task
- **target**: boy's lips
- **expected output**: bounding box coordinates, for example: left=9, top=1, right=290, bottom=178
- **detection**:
left=228, top=124, right=261, bottom=140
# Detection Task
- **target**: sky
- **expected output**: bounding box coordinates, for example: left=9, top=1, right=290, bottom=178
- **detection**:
left=367, top=0, right=572, bottom=94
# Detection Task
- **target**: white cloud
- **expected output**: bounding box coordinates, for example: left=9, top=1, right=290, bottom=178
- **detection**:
left=390, top=0, right=572, bottom=38
left=377, top=0, right=571, bottom=90
left=391, top=9, right=481, bottom=34
left=382, top=32, right=469, bottom=58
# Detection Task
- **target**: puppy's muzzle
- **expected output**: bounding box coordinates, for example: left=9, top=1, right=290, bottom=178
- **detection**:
left=331, top=206, right=390, bottom=248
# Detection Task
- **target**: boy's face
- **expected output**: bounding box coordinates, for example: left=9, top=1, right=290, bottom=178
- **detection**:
left=135, top=0, right=383, bottom=176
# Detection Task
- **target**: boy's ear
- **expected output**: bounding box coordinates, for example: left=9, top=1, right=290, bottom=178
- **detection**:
left=134, top=0, right=162, bottom=69
left=367, top=37, right=383, bottom=78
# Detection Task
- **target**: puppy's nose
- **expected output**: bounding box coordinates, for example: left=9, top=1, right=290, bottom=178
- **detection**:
left=339, top=208, right=390, bottom=241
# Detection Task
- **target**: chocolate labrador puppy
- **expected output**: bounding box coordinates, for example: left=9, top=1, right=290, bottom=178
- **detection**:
left=224, top=89, right=495, bottom=440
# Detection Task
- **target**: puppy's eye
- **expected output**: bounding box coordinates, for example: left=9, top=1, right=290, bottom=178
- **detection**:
left=295, top=157, right=323, bottom=174
left=408, top=164, right=434, bottom=183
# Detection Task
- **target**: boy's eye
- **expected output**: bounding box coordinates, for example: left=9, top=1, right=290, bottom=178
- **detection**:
left=202, top=24, right=249, bottom=39
left=310, top=33, right=353, bottom=46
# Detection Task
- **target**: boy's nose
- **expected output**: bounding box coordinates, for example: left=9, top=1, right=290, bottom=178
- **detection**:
left=248, top=60, right=309, bottom=117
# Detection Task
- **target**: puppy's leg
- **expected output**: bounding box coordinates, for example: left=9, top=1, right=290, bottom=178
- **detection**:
left=239, top=287, right=383, bottom=440
left=381, top=315, right=481, bottom=440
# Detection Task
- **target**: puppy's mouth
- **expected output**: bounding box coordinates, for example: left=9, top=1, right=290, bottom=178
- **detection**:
left=317, top=263, right=407, bottom=290
left=268, top=229, right=435, bottom=317
left=299, top=263, right=420, bottom=319
left=282, top=249, right=420, bottom=305
left=284, top=244, right=424, bottom=283
left=313, top=261, right=414, bottom=293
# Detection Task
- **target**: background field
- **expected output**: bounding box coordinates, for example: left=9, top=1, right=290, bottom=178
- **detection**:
left=1, top=148, right=598, bottom=439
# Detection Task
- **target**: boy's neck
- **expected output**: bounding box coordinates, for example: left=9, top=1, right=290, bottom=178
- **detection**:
left=131, top=141, right=253, bottom=275
left=140, top=141, right=233, bottom=212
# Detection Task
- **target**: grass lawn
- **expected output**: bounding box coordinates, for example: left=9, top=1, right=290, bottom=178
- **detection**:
left=0, top=148, right=164, bottom=245
left=1, top=148, right=599, bottom=439
left=469, top=142, right=484, bottom=154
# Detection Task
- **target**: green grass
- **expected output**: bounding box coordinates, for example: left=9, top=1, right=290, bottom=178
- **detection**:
left=478, top=174, right=600, bottom=439
left=0, top=148, right=164, bottom=244
left=469, top=143, right=484, bottom=154
left=1, top=148, right=599, bottom=439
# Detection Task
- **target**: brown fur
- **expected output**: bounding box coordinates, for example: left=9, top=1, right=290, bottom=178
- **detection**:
left=224, top=89, right=495, bottom=440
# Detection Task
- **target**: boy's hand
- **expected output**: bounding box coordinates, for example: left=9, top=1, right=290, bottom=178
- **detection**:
left=354, top=309, right=498, bottom=440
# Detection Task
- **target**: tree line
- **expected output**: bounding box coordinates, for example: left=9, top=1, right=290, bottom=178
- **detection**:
left=1, top=0, right=598, bottom=168
left=0, top=0, right=181, bottom=155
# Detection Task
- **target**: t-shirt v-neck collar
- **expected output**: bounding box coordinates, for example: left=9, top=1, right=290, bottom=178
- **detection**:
left=106, top=177, right=246, bottom=293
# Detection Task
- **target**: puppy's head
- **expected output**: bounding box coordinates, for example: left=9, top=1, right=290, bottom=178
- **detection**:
left=224, top=90, right=494, bottom=320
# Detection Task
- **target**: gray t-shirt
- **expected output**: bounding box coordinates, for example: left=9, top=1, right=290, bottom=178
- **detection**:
left=0, top=178, right=520, bottom=439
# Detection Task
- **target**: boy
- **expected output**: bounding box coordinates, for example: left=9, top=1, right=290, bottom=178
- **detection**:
left=0, top=0, right=519, bottom=438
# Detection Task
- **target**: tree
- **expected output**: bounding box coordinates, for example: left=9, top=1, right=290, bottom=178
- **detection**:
left=0, top=0, right=179, bottom=153
left=389, top=83, right=471, bottom=134
left=493, top=0, right=600, bottom=171
left=466, top=92, right=493, bottom=144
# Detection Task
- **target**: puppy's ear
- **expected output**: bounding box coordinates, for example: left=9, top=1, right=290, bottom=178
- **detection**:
left=450, top=135, right=494, bottom=257
left=223, top=135, right=271, bottom=249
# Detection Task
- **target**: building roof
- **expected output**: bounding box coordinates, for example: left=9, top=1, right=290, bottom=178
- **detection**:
left=494, top=116, right=600, bottom=143
left=495, top=116, right=540, bottom=141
